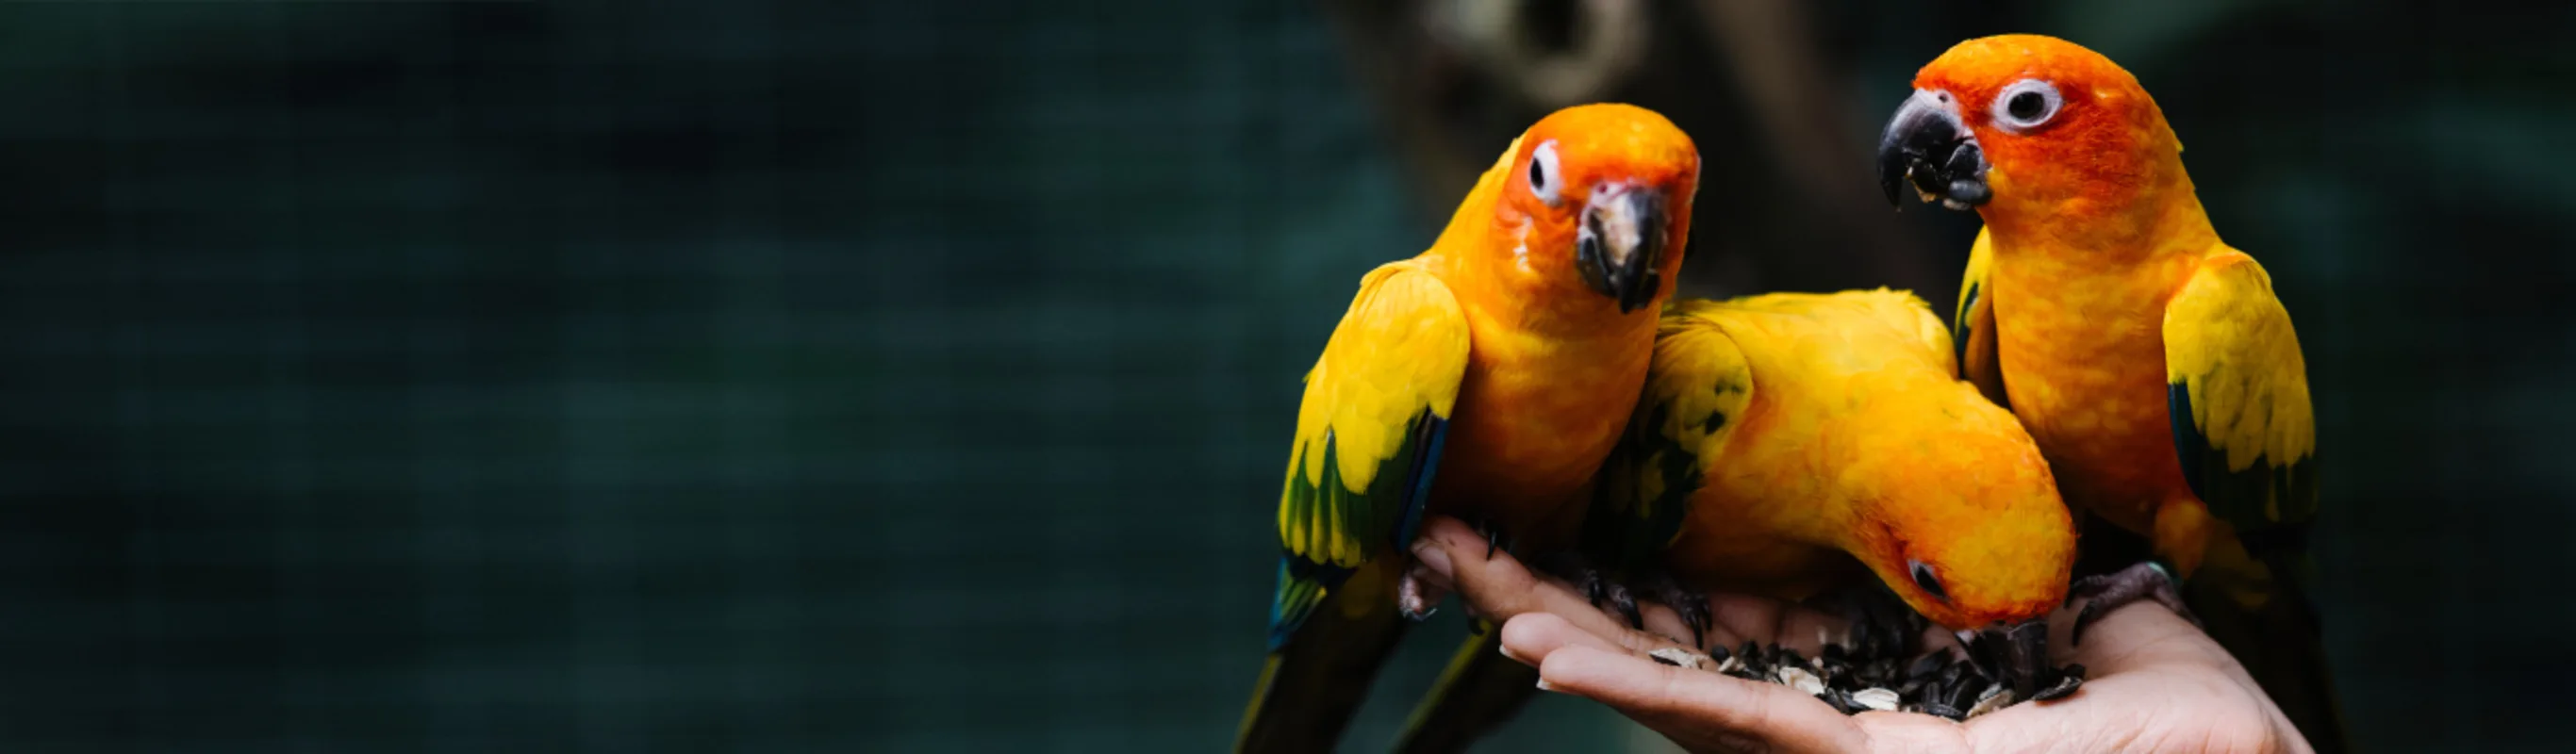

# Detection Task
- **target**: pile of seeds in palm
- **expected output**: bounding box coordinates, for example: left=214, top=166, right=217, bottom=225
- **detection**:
left=1645, top=627, right=2086, bottom=720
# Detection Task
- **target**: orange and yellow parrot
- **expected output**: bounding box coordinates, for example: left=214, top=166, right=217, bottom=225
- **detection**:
left=1393, top=290, right=2080, bottom=751
left=1593, top=291, right=2076, bottom=642
left=1877, top=34, right=2343, bottom=749
left=1234, top=104, right=1699, bottom=754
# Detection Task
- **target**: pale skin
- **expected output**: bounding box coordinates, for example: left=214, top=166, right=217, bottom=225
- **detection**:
left=1407, top=516, right=2313, bottom=754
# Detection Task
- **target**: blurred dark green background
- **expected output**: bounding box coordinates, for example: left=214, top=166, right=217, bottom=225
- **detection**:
left=0, top=1, right=2565, bottom=751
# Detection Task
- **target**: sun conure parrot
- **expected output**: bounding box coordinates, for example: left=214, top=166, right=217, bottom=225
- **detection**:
left=1391, top=289, right=2079, bottom=751
left=1876, top=34, right=2344, bottom=750
left=1234, top=103, right=1699, bottom=754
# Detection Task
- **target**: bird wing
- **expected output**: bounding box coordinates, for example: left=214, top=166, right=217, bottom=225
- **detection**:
left=1268, top=259, right=1470, bottom=648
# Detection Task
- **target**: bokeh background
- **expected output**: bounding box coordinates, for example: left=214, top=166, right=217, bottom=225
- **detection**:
left=0, top=0, right=2566, bottom=751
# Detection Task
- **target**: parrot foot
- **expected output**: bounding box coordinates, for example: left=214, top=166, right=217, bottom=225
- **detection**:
left=1535, top=551, right=1643, bottom=631
left=1470, top=516, right=1514, bottom=561
left=2065, top=560, right=2201, bottom=646
left=1635, top=569, right=1711, bottom=649
left=1398, top=562, right=1450, bottom=620
left=1810, top=584, right=1925, bottom=662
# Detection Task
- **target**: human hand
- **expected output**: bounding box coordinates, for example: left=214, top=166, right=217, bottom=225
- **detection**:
left=1406, top=516, right=2312, bottom=753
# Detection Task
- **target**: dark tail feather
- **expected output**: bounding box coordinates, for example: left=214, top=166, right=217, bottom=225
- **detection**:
left=2185, top=549, right=2351, bottom=754
left=1236, top=585, right=1412, bottom=754
left=1388, top=622, right=1540, bottom=754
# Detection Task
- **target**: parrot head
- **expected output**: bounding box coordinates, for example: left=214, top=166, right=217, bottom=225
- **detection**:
left=1875, top=35, right=2187, bottom=236
left=1848, top=395, right=2077, bottom=632
left=1492, top=104, right=1699, bottom=314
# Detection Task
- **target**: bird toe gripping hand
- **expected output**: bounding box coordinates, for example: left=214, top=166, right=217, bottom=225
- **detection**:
left=2066, top=560, right=2201, bottom=646
left=1535, top=551, right=1643, bottom=631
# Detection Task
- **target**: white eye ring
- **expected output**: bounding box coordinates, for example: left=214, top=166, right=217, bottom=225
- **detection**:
left=1528, top=140, right=1562, bottom=206
left=1990, top=79, right=2063, bottom=133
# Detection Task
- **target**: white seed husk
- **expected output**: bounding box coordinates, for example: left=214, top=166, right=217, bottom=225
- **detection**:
left=1966, top=684, right=2016, bottom=718
left=1852, top=688, right=1900, bottom=712
left=1775, top=666, right=1825, bottom=696
left=1650, top=647, right=1709, bottom=671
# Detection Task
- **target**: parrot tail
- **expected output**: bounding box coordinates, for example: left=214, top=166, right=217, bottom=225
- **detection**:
left=1236, top=562, right=1411, bottom=754
left=2186, top=539, right=2351, bottom=754
left=1387, top=621, right=1540, bottom=754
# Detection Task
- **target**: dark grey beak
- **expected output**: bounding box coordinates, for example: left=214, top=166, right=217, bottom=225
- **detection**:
left=1575, top=187, right=1669, bottom=313
left=1876, top=89, right=1990, bottom=210
left=1997, top=617, right=2049, bottom=700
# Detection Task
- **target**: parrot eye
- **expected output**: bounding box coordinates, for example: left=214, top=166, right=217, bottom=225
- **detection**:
left=1528, top=140, right=1562, bottom=207
left=1908, top=559, right=1949, bottom=601
left=1990, top=79, right=2063, bottom=133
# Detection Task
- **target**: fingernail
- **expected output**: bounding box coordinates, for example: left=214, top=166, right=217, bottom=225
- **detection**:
left=1535, top=679, right=1559, bottom=693
left=1499, top=643, right=1526, bottom=664
left=1411, top=537, right=1454, bottom=580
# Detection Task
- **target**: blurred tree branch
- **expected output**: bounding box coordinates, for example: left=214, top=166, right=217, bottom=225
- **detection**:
left=1316, top=0, right=1944, bottom=302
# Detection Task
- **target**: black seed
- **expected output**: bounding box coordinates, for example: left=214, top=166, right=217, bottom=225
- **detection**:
left=1778, top=647, right=1808, bottom=668
left=2057, top=663, right=2088, bottom=681
left=1957, top=663, right=1989, bottom=695
left=1708, top=644, right=1731, bottom=663
left=1923, top=701, right=1965, bottom=721
left=1907, top=652, right=1950, bottom=680
left=1822, top=644, right=1847, bottom=664
left=1863, top=657, right=1899, bottom=686
left=1897, top=677, right=1928, bottom=698
left=2032, top=673, right=2083, bottom=702
left=1941, top=674, right=1982, bottom=711
left=1817, top=689, right=1856, bottom=715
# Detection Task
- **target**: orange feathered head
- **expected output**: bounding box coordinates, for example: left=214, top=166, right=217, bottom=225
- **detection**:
left=1464, top=103, right=1698, bottom=314
left=1875, top=35, right=2188, bottom=233
left=1845, top=382, right=2077, bottom=631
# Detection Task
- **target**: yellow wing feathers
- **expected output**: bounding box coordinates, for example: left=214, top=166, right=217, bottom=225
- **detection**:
left=2164, top=251, right=2318, bottom=532
left=1280, top=261, right=1471, bottom=568
left=1648, top=302, right=1759, bottom=466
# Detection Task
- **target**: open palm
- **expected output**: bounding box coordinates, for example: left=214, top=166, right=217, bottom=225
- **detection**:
left=1407, top=516, right=2311, bottom=753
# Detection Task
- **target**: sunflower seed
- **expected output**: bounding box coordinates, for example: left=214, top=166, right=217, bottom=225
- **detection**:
left=1776, top=666, right=1826, bottom=696
left=1817, top=688, right=1856, bottom=714
left=1967, top=683, right=2014, bottom=718
left=1852, top=687, right=1900, bottom=712
left=1650, top=647, right=1708, bottom=670
left=2031, top=665, right=2084, bottom=701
